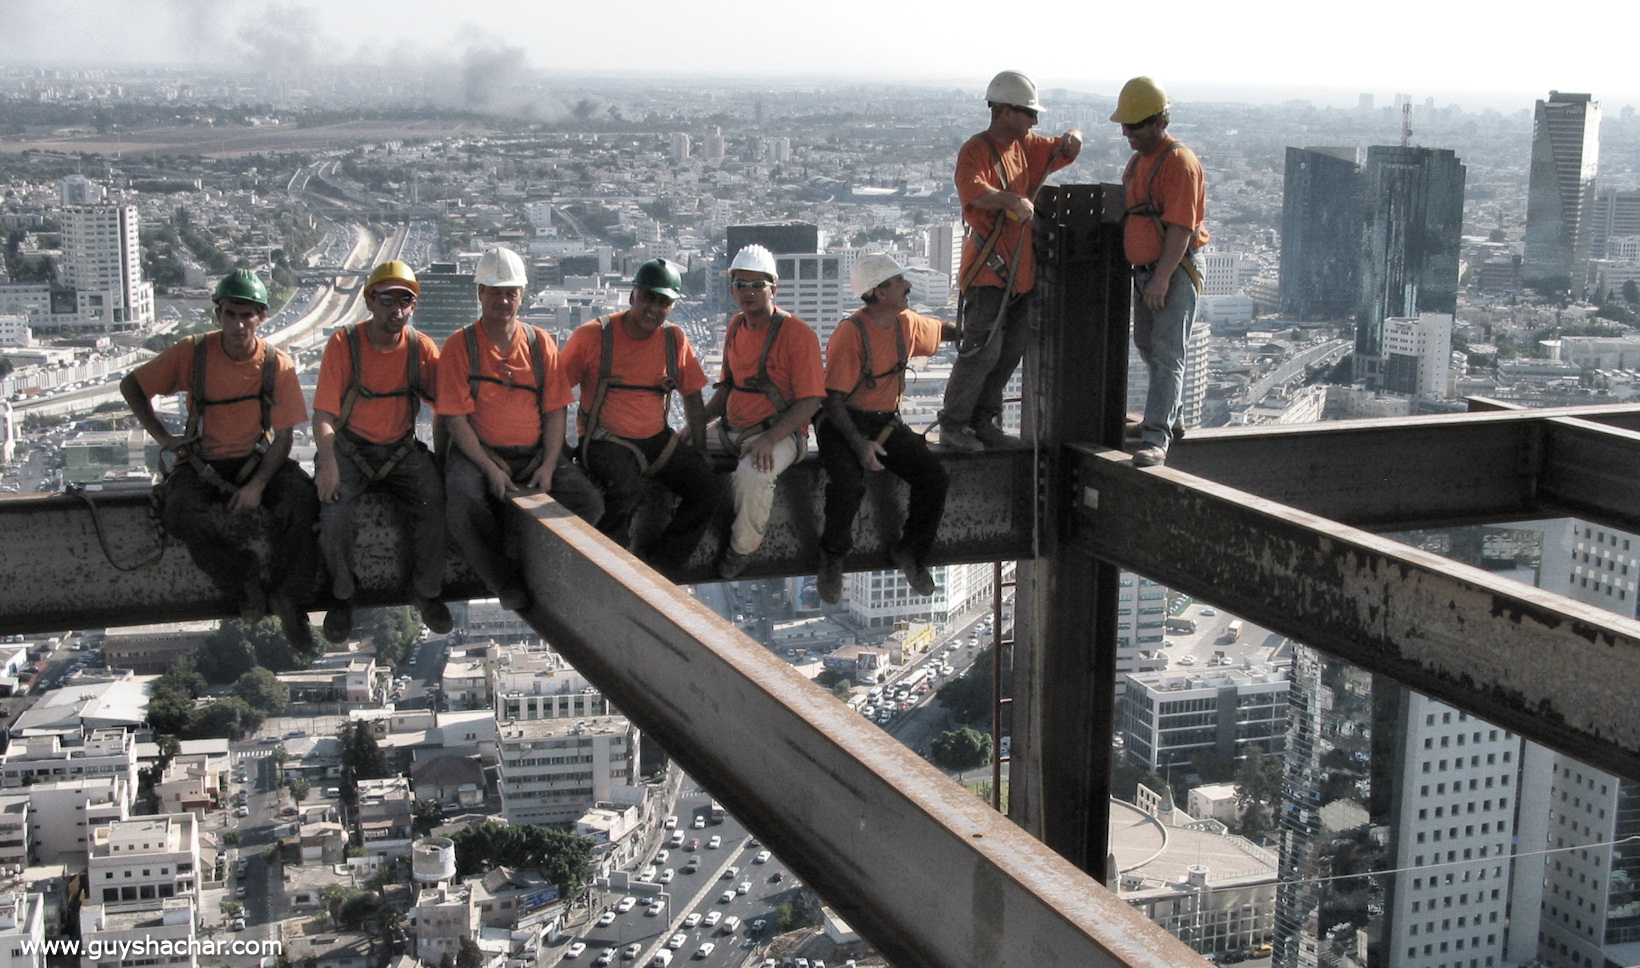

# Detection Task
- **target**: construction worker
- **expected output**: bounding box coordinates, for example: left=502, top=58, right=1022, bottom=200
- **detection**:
left=436, top=246, right=604, bottom=612
left=702, top=244, right=825, bottom=580
left=1112, top=76, right=1208, bottom=468
left=937, top=69, right=1081, bottom=453
left=312, top=260, right=452, bottom=644
left=816, top=254, right=962, bottom=605
left=121, top=269, right=319, bottom=652
left=561, top=259, right=722, bottom=572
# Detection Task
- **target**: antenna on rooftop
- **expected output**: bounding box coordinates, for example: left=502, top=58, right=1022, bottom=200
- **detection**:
left=1401, top=102, right=1413, bottom=147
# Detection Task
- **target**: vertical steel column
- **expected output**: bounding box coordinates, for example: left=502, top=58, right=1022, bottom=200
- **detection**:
left=1010, top=184, right=1133, bottom=873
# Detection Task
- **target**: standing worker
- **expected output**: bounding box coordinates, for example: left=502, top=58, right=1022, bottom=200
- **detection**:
left=815, top=254, right=962, bottom=605
left=311, top=260, right=452, bottom=644
left=937, top=69, right=1081, bottom=453
left=560, top=259, right=722, bottom=572
left=121, top=269, right=320, bottom=651
left=1112, top=75, right=1208, bottom=468
left=702, top=244, right=825, bottom=580
left=436, top=246, right=604, bottom=612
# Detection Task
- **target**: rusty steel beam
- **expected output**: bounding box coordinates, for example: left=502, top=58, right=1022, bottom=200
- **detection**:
left=1071, top=443, right=1640, bottom=784
left=1163, top=404, right=1640, bottom=533
left=502, top=493, right=1202, bottom=968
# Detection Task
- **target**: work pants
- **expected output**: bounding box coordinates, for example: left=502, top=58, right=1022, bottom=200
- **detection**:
left=318, top=433, right=446, bottom=603
left=161, top=456, right=319, bottom=603
left=445, top=448, right=604, bottom=609
left=940, top=285, right=1032, bottom=429
left=1131, top=265, right=1198, bottom=451
left=583, top=431, right=722, bottom=570
left=722, top=428, right=807, bottom=557
left=818, top=410, right=949, bottom=566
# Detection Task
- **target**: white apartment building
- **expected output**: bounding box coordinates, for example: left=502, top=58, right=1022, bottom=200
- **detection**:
left=1383, top=695, right=1520, bottom=968
left=1196, top=248, right=1261, bottom=297
left=495, top=717, right=636, bottom=827
left=78, top=897, right=196, bottom=968
left=414, top=883, right=476, bottom=967
left=27, top=777, right=128, bottom=869
left=58, top=205, right=153, bottom=333
left=844, top=561, right=998, bottom=630
left=86, top=815, right=200, bottom=908
left=0, top=891, right=47, bottom=968
left=1381, top=313, right=1454, bottom=399
left=0, top=316, right=29, bottom=349
left=1, top=729, right=137, bottom=793
left=1117, top=664, right=1290, bottom=772
left=772, top=252, right=857, bottom=345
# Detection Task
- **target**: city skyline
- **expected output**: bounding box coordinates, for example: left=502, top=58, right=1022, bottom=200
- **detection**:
left=2, top=0, right=1638, bottom=113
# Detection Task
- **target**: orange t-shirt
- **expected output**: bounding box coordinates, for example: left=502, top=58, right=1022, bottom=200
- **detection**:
left=719, top=311, right=824, bottom=430
left=435, top=322, right=573, bottom=449
left=560, top=312, right=708, bottom=441
left=955, top=131, right=1075, bottom=293
left=1121, top=136, right=1209, bottom=266
left=133, top=331, right=306, bottom=460
left=824, top=310, right=944, bottom=413
left=313, top=322, right=440, bottom=445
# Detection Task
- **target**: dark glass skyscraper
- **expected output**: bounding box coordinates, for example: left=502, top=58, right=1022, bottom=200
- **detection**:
left=1523, top=92, right=1601, bottom=293
left=1354, top=147, right=1465, bottom=386
left=1279, top=147, right=1364, bottom=321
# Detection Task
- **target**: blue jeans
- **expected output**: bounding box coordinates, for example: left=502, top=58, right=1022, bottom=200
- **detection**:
left=1131, top=265, right=1197, bottom=450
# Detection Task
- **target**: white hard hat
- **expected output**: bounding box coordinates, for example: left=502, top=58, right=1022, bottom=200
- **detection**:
left=475, top=246, right=528, bottom=288
left=728, top=244, right=778, bottom=281
left=985, top=70, right=1042, bottom=112
left=850, top=252, right=906, bottom=300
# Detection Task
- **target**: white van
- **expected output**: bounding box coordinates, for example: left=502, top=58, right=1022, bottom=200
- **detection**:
left=719, top=916, right=741, bottom=935
left=651, top=952, right=673, bottom=967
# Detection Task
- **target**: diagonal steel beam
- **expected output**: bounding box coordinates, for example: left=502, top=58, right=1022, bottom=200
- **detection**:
left=502, top=494, right=1201, bottom=968
left=1071, top=443, right=1640, bottom=783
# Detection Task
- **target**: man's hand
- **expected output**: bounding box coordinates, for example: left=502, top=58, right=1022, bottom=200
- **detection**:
left=315, top=461, right=341, bottom=503
left=1060, top=128, right=1084, bottom=163
left=744, top=433, right=779, bottom=473
left=856, top=439, right=886, bottom=472
left=1143, top=272, right=1171, bottom=312
left=485, top=463, right=514, bottom=501
left=525, top=461, right=556, bottom=494
left=1002, top=193, right=1034, bottom=221
left=228, top=479, right=265, bottom=513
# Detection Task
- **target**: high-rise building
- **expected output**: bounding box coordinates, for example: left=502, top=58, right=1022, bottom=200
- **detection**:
left=727, top=222, right=819, bottom=262
left=670, top=132, right=690, bottom=162
left=1590, top=184, right=1640, bottom=260
left=1379, top=312, right=1453, bottom=399
left=1354, top=147, right=1465, bottom=387
left=60, top=204, right=153, bottom=333
left=1524, top=92, right=1602, bottom=292
left=771, top=251, right=856, bottom=345
left=1279, top=147, right=1364, bottom=321
left=413, top=261, right=477, bottom=345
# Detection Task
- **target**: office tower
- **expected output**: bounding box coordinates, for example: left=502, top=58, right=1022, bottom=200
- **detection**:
left=59, top=175, right=102, bottom=206
left=925, top=221, right=961, bottom=279
left=770, top=252, right=857, bottom=345
left=670, top=132, right=690, bottom=162
left=60, top=204, right=153, bottom=333
left=1279, top=147, right=1363, bottom=321
left=1524, top=92, right=1602, bottom=292
left=1379, top=312, right=1453, bottom=398
left=1589, top=185, right=1640, bottom=260
left=727, top=222, right=819, bottom=262
left=1355, top=147, right=1465, bottom=387
left=413, top=261, right=477, bottom=345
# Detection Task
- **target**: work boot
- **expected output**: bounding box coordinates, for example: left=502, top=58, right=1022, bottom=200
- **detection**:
left=1132, top=445, right=1167, bottom=468
left=889, top=543, right=936, bottom=597
left=718, top=548, right=752, bottom=580
left=936, top=419, right=983, bottom=453
left=238, top=580, right=267, bottom=625
left=817, top=551, right=844, bottom=605
left=322, top=601, right=353, bottom=645
left=271, top=594, right=318, bottom=654
left=414, top=596, right=454, bottom=636
left=972, top=422, right=1021, bottom=449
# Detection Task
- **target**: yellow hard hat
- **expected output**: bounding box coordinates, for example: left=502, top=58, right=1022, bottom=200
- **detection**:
left=366, top=260, right=420, bottom=296
left=1110, top=76, right=1170, bottom=125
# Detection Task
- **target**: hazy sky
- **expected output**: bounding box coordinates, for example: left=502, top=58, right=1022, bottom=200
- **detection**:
left=4, top=0, right=1637, bottom=112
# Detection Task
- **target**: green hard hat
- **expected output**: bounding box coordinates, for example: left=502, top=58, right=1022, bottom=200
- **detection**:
left=633, top=259, right=683, bottom=300
left=212, top=269, right=269, bottom=308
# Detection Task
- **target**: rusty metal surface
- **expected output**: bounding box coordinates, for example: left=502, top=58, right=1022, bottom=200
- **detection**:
left=1071, top=444, right=1640, bottom=783
left=500, top=493, right=1203, bottom=968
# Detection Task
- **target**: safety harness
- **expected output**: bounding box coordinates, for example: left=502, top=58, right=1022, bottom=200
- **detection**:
left=331, top=323, right=431, bottom=482
left=462, top=322, right=550, bottom=483
left=956, top=134, right=1064, bottom=359
left=957, top=134, right=1019, bottom=292
left=1122, top=140, right=1205, bottom=294
left=577, top=314, right=682, bottom=476
left=167, top=333, right=277, bottom=494
left=835, top=311, right=909, bottom=446
left=715, top=310, right=792, bottom=457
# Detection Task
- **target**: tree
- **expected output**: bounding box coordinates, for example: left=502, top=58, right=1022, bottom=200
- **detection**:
left=449, top=821, right=594, bottom=895
left=1625, top=280, right=1640, bottom=306
left=930, top=727, right=993, bottom=775
left=289, top=777, right=310, bottom=803
left=936, top=649, right=994, bottom=725
left=360, top=607, right=418, bottom=666
left=1233, top=749, right=1285, bottom=837
left=829, top=678, right=853, bottom=700
left=456, top=938, right=484, bottom=968
left=221, top=831, right=242, bottom=847
left=413, top=800, right=446, bottom=837
left=192, top=697, right=264, bottom=740
left=341, top=722, right=391, bottom=781
left=233, top=667, right=290, bottom=716
left=337, top=890, right=384, bottom=930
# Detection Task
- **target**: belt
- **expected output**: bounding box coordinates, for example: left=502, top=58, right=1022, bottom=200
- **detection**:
left=1132, top=263, right=1157, bottom=273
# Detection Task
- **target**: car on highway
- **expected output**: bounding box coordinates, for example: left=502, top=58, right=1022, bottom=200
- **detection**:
left=668, top=831, right=684, bottom=848
left=693, top=944, right=715, bottom=960
left=615, top=897, right=637, bottom=913
left=597, top=912, right=617, bottom=927
left=702, top=912, right=722, bottom=928
left=721, top=866, right=738, bottom=880
left=654, top=849, right=669, bottom=864
left=622, top=944, right=641, bottom=960
left=663, top=816, right=677, bottom=829
left=750, top=920, right=767, bottom=933
left=707, top=835, right=721, bottom=849
left=566, top=942, right=586, bottom=959
left=637, top=868, right=656, bottom=883
left=682, top=913, right=701, bottom=928
left=684, top=838, right=699, bottom=851
left=684, top=855, right=701, bottom=873
left=754, top=850, right=770, bottom=864
left=595, top=950, right=615, bottom=967
left=736, top=881, right=751, bottom=895
left=692, top=815, right=706, bottom=829
left=667, top=935, right=686, bottom=950
left=645, top=899, right=665, bottom=917
left=772, top=870, right=787, bottom=882
left=718, top=891, right=734, bottom=904
left=658, top=869, right=674, bottom=884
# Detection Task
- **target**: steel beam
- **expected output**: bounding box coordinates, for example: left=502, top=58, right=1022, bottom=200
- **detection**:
left=1071, top=443, right=1640, bottom=783
left=502, top=493, right=1201, bottom=968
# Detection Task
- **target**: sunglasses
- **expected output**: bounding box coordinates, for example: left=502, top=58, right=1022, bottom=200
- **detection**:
left=731, top=279, right=773, bottom=291
left=372, top=292, right=416, bottom=308
left=1123, top=115, right=1161, bottom=133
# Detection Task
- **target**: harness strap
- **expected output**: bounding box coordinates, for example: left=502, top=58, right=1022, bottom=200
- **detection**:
left=173, top=333, right=277, bottom=494
left=577, top=314, right=682, bottom=475
left=464, top=322, right=550, bottom=482
left=717, top=311, right=790, bottom=418
left=841, top=311, right=910, bottom=410
left=958, top=134, right=1017, bottom=291
left=1123, top=141, right=1205, bottom=294
left=332, top=323, right=429, bottom=482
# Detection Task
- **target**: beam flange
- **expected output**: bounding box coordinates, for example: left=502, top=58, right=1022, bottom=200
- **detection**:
left=1072, top=443, right=1640, bottom=781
